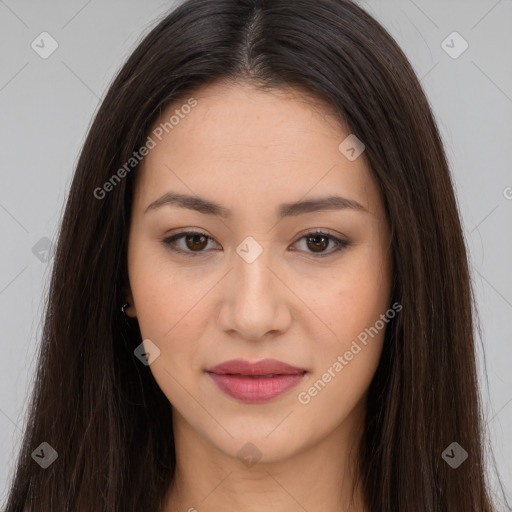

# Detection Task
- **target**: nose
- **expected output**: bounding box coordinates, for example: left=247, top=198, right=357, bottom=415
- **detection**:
left=216, top=239, right=292, bottom=342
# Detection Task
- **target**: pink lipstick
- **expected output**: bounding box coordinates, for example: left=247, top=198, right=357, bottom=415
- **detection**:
left=206, top=358, right=307, bottom=403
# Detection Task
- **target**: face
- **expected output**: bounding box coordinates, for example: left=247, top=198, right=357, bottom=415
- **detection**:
left=126, top=81, right=393, bottom=463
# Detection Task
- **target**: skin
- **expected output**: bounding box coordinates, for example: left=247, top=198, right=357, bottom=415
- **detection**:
left=124, top=80, right=393, bottom=512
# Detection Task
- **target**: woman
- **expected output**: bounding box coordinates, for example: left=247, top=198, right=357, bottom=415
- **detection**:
left=3, top=0, right=506, bottom=510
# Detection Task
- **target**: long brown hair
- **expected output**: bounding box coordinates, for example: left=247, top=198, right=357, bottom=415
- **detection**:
left=3, top=0, right=506, bottom=510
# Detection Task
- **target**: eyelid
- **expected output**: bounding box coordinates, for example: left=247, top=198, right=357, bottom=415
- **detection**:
left=161, top=229, right=350, bottom=258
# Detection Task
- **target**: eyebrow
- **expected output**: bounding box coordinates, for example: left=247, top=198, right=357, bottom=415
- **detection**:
left=144, top=192, right=368, bottom=218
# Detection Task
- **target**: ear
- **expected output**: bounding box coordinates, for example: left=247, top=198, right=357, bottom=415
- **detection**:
left=122, top=286, right=137, bottom=318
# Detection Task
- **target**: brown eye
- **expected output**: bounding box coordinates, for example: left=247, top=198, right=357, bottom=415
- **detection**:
left=162, top=229, right=349, bottom=258
left=305, top=234, right=329, bottom=253
left=184, top=233, right=208, bottom=251
left=292, top=230, right=349, bottom=257
left=162, top=230, right=218, bottom=256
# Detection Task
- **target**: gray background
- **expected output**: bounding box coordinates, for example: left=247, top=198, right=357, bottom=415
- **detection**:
left=1, top=0, right=511, bottom=507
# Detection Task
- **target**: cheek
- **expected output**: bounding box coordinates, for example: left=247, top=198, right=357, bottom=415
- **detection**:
left=303, top=243, right=391, bottom=399
left=128, top=239, right=176, bottom=338
left=315, top=244, right=391, bottom=344
left=301, top=287, right=389, bottom=417
left=127, top=247, right=212, bottom=406
left=132, top=271, right=207, bottom=346
left=128, top=241, right=216, bottom=363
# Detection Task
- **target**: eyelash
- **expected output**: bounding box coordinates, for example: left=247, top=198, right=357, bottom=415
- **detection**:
left=161, top=229, right=349, bottom=258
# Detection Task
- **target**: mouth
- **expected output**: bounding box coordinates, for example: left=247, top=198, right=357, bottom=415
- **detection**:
left=213, top=373, right=302, bottom=377
left=206, top=359, right=307, bottom=403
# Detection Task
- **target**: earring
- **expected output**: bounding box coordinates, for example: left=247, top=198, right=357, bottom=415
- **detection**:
left=121, top=303, right=130, bottom=317
left=120, top=302, right=133, bottom=328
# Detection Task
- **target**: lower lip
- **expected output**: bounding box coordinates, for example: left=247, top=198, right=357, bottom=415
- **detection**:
left=207, top=372, right=306, bottom=403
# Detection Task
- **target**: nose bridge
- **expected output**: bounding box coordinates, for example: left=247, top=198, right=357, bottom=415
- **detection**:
left=219, top=234, right=288, bottom=339
left=233, top=234, right=275, bottom=306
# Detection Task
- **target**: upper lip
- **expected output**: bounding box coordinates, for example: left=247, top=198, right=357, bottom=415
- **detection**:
left=206, top=358, right=306, bottom=376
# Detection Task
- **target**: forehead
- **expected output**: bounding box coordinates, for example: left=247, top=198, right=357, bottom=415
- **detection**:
left=134, top=81, right=379, bottom=216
